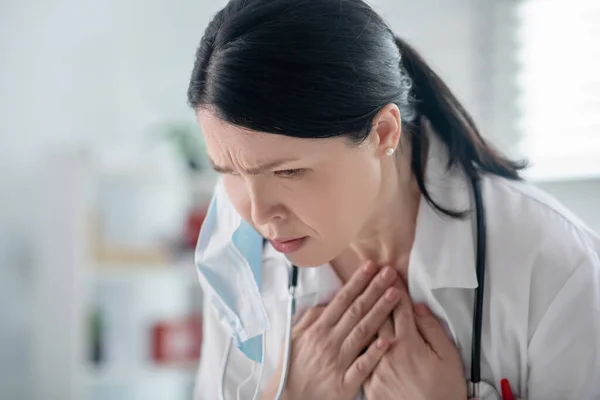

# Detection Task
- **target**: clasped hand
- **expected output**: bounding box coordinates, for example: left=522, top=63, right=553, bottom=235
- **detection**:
left=262, top=263, right=467, bottom=400
left=363, top=274, right=467, bottom=400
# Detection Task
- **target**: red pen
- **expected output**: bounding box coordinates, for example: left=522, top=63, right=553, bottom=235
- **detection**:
left=501, top=379, right=515, bottom=400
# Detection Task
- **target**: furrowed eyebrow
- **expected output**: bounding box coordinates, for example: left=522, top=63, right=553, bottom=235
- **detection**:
left=208, top=157, right=299, bottom=175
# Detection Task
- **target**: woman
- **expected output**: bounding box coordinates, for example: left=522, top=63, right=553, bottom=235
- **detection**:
left=188, top=0, right=600, bottom=399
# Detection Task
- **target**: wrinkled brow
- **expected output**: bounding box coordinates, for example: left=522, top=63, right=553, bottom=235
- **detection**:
left=208, top=157, right=299, bottom=175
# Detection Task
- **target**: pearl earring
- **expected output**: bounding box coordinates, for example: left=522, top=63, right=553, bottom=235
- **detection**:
left=385, top=147, right=395, bottom=156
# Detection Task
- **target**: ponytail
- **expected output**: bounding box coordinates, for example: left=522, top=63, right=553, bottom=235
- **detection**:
left=394, top=36, right=527, bottom=217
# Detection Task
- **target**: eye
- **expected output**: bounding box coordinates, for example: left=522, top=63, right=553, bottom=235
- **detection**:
left=274, top=169, right=303, bottom=178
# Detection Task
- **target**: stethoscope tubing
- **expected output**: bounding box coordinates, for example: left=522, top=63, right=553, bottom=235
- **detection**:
left=274, top=267, right=298, bottom=398
left=471, top=177, right=486, bottom=396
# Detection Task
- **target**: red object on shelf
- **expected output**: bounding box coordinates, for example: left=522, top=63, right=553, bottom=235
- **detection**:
left=184, top=208, right=207, bottom=249
left=151, top=314, right=203, bottom=365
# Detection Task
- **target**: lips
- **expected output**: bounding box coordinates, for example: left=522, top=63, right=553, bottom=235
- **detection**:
left=268, top=236, right=307, bottom=254
left=270, top=237, right=304, bottom=243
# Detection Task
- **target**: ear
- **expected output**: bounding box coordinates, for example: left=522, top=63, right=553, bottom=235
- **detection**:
left=370, top=103, right=401, bottom=157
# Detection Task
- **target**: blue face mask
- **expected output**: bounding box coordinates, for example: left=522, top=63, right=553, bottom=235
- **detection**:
left=194, top=181, right=270, bottom=362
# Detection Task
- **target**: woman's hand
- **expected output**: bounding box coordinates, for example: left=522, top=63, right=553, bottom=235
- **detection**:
left=261, top=263, right=402, bottom=400
left=364, top=278, right=467, bottom=400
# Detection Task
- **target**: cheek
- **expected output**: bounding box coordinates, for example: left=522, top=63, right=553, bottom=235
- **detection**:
left=331, top=171, right=379, bottom=227
left=222, top=176, right=252, bottom=220
left=302, top=161, right=380, bottom=237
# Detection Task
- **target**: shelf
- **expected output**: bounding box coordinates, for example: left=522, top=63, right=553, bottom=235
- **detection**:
left=85, top=364, right=196, bottom=387
left=92, top=261, right=199, bottom=288
left=85, top=364, right=196, bottom=400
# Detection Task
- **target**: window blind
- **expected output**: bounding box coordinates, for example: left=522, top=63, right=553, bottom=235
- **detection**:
left=515, top=0, right=600, bottom=181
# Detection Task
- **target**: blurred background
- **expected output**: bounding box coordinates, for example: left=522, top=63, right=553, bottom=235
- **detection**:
left=1, top=0, right=599, bottom=399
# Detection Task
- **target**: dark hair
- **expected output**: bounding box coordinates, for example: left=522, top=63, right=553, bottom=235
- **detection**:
left=187, top=0, right=526, bottom=218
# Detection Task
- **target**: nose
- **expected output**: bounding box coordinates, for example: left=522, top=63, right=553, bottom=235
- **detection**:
left=247, top=180, right=284, bottom=226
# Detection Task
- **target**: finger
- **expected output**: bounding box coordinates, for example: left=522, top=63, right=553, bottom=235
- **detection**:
left=334, top=267, right=398, bottom=337
left=392, top=278, right=418, bottom=338
left=294, top=306, right=324, bottom=332
left=343, top=337, right=390, bottom=391
left=378, top=317, right=395, bottom=341
left=414, top=303, right=455, bottom=358
left=380, top=278, right=403, bottom=339
left=319, top=261, right=378, bottom=326
left=340, top=286, right=401, bottom=362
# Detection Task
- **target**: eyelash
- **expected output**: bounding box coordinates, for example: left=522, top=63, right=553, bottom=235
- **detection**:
left=274, top=169, right=302, bottom=178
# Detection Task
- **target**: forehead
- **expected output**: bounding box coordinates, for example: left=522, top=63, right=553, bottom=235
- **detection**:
left=197, top=109, right=344, bottom=162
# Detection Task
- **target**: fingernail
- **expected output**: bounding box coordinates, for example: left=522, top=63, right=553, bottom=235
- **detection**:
left=363, top=262, right=374, bottom=275
left=382, top=267, right=396, bottom=281
left=385, top=288, right=399, bottom=302
left=415, top=303, right=429, bottom=317
left=376, top=338, right=389, bottom=349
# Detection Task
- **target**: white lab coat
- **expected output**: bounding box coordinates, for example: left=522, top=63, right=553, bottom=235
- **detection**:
left=194, top=136, right=600, bottom=400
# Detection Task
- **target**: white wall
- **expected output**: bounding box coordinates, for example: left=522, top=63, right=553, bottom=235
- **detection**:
left=374, top=0, right=488, bottom=133
left=0, top=0, right=226, bottom=161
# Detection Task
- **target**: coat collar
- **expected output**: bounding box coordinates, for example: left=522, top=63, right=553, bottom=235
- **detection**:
left=409, top=134, right=479, bottom=290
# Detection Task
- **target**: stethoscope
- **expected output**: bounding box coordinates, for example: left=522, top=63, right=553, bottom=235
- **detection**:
left=219, top=176, right=490, bottom=400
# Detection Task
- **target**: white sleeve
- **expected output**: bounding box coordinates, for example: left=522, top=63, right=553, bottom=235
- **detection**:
left=194, top=299, right=227, bottom=400
left=527, top=254, right=600, bottom=400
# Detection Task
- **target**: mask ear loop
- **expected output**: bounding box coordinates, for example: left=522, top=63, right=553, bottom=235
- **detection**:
left=219, top=337, right=233, bottom=400
left=220, top=333, right=266, bottom=400
left=235, top=332, right=266, bottom=400
left=236, top=357, right=257, bottom=400
left=249, top=334, right=267, bottom=400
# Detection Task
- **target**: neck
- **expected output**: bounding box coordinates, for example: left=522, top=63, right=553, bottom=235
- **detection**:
left=332, top=146, right=421, bottom=283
